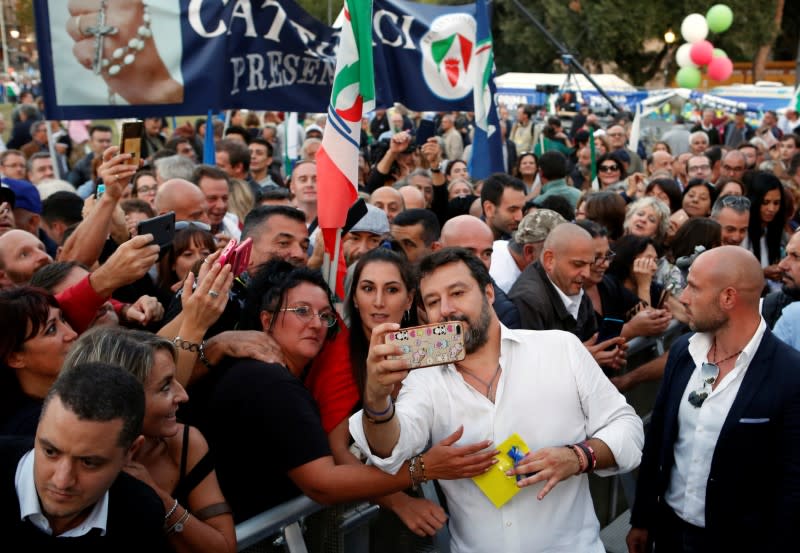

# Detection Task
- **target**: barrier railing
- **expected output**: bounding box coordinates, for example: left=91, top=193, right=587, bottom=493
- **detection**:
left=235, top=322, right=687, bottom=552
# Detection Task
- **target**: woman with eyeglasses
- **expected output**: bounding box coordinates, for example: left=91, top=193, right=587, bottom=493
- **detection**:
left=132, top=169, right=158, bottom=209
left=203, top=260, right=494, bottom=525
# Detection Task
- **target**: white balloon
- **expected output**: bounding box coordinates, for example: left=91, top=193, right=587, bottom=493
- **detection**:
left=680, top=13, right=708, bottom=43
left=676, top=43, right=697, bottom=68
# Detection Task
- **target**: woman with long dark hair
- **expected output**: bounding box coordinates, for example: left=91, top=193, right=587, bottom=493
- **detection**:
left=745, top=171, right=788, bottom=287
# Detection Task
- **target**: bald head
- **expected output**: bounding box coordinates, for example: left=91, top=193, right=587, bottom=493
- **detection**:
left=439, top=215, right=494, bottom=269
left=543, top=222, right=593, bottom=255
left=398, top=185, right=425, bottom=210
left=370, top=186, right=404, bottom=223
left=693, top=246, right=764, bottom=306
left=155, top=178, right=209, bottom=222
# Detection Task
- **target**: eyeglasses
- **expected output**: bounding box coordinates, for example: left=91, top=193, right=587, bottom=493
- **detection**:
left=175, top=221, right=211, bottom=232
left=2, top=162, right=25, bottom=169
left=281, top=305, right=338, bottom=328
left=599, top=165, right=620, bottom=172
left=687, top=362, right=720, bottom=407
left=593, top=251, right=616, bottom=265
left=719, top=195, right=751, bottom=209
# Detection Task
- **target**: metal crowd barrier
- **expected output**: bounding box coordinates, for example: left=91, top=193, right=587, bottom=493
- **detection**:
left=235, top=322, right=687, bottom=552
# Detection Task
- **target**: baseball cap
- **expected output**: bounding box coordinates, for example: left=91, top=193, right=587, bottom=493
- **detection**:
left=513, top=209, right=567, bottom=244
left=349, top=203, right=389, bottom=235
left=305, top=124, right=323, bottom=138
left=0, top=182, right=15, bottom=208
left=2, top=177, right=41, bottom=214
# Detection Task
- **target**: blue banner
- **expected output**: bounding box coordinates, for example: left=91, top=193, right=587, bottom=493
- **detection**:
left=34, top=0, right=483, bottom=120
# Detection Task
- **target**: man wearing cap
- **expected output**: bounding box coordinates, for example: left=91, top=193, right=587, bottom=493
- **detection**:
left=2, top=177, right=58, bottom=257
left=342, top=203, right=390, bottom=266
left=490, top=209, right=567, bottom=294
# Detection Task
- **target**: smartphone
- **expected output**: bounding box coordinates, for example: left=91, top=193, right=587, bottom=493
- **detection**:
left=120, top=120, right=144, bottom=165
left=386, top=321, right=466, bottom=369
left=596, top=317, right=625, bottom=348
left=416, top=118, right=436, bottom=146
left=136, top=211, right=175, bottom=250
left=216, top=238, right=238, bottom=267
left=231, top=237, right=253, bottom=276
left=96, top=184, right=105, bottom=198
left=655, top=288, right=669, bottom=309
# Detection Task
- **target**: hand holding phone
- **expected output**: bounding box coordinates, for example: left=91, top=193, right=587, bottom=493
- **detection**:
left=136, top=211, right=175, bottom=250
left=120, top=120, right=144, bottom=166
left=596, top=317, right=625, bottom=349
left=216, top=238, right=238, bottom=267
left=232, top=237, right=253, bottom=277
left=386, top=322, right=465, bottom=369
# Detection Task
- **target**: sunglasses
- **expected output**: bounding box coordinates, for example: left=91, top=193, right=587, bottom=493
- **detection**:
left=599, top=165, right=620, bottom=173
left=719, top=195, right=751, bottom=209
left=687, top=362, right=720, bottom=407
left=175, top=221, right=211, bottom=232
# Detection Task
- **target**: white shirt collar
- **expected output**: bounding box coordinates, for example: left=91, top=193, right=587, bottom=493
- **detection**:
left=547, top=275, right=584, bottom=320
left=687, top=317, right=768, bottom=368
left=15, top=449, right=109, bottom=537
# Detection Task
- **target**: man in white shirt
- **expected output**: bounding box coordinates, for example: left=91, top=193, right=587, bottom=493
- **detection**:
left=628, top=246, right=800, bottom=552
left=351, top=247, right=643, bottom=553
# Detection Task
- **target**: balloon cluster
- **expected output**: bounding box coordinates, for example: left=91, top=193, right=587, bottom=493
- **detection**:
left=675, top=4, right=734, bottom=89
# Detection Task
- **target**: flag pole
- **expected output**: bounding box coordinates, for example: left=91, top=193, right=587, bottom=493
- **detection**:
left=329, top=229, right=342, bottom=295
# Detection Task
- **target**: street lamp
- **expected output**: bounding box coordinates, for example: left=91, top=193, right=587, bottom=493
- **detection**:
left=663, top=29, right=676, bottom=86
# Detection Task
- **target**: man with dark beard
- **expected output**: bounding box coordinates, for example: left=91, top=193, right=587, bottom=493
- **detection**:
left=350, top=247, right=643, bottom=553
left=627, top=246, right=800, bottom=553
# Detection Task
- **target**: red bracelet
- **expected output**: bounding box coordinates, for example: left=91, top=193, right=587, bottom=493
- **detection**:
left=581, top=441, right=597, bottom=472
left=566, top=445, right=586, bottom=475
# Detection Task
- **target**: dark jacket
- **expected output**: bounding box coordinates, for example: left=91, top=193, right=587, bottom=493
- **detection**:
left=0, top=437, right=170, bottom=551
left=508, top=261, right=597, bottom=341
left=761, top=286, right=800, bottom=329
left=630, top=329, right=800, bottom=551
left=491, top=278, right=520, bottom=329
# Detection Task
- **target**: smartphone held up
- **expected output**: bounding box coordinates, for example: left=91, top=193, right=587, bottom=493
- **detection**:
left=386, top=321, right=466, bottom=369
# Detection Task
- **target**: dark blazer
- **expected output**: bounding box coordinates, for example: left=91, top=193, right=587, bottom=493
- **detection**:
left=630, top=328, right=800, bottom=551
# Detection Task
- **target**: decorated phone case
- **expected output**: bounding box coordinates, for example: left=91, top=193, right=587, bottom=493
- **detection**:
left=386, top=322, right=465, bottom=369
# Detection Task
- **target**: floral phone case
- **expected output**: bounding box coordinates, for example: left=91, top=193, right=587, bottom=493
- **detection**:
left=386, top=322, right=465, bottom=368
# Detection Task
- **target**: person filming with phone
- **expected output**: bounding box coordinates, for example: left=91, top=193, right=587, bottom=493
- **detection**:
left=351, top=247, right=643, bottom=552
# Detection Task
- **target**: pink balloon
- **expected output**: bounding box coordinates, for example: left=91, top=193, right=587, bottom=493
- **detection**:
left=707, top=56, right=734, bottom=81
left=689, top=40, right=714, bottom=66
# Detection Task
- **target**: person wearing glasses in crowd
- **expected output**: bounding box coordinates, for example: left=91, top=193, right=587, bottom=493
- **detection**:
left=0, top=150, right=28, bottom=180
left=627, top=245, right=800, bottom=553
left=132, top=169, right=159, bottom=210
left=594, top=153, right=628, bottom=191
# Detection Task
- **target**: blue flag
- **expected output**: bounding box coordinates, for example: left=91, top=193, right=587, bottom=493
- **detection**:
left=468, top=0, right=504, bottom=179
left=203, top=110, right=215, bottom=165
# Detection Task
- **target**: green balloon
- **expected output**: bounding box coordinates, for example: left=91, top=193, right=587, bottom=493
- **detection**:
left=713, top=48, right=727, bottom=58
left=676, top=66, right=702, bottom=89
left=706, top=4, right=734, bottom=33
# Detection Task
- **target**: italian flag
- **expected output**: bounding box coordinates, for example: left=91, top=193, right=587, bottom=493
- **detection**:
left=316, top=0, right=375, bottom=297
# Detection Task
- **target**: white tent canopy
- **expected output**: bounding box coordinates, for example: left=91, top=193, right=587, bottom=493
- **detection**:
left=495, top=72, right=638, bottom=93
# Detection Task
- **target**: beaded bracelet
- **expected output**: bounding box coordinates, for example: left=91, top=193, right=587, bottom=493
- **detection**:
left=565, top=445, right=585, bottom=475
left=408, top=454, right=427, bottom=490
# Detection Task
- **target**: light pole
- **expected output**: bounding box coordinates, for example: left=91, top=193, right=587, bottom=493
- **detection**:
left=0, top=1, right=9, bottom=75
left=664, top=29, right=676, bottom=86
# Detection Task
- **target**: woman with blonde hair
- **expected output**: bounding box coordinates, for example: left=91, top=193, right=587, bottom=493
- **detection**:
left=228, top=178, right=255, bottom=223
left=623, top=196, right=671, bottom=245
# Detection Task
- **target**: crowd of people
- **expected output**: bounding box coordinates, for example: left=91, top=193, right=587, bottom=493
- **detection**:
left=1, top=92, right=799, bottom=552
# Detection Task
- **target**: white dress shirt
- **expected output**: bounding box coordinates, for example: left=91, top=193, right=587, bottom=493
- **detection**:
left=350, top=325, right=643, bottom=553
left=548, top=275, right=584, bottom=320
left=15, top=449, right=110, bottom=536
left=665, top=318, right=767, bottom=527
left=489, top=240, right=521, bottom=294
